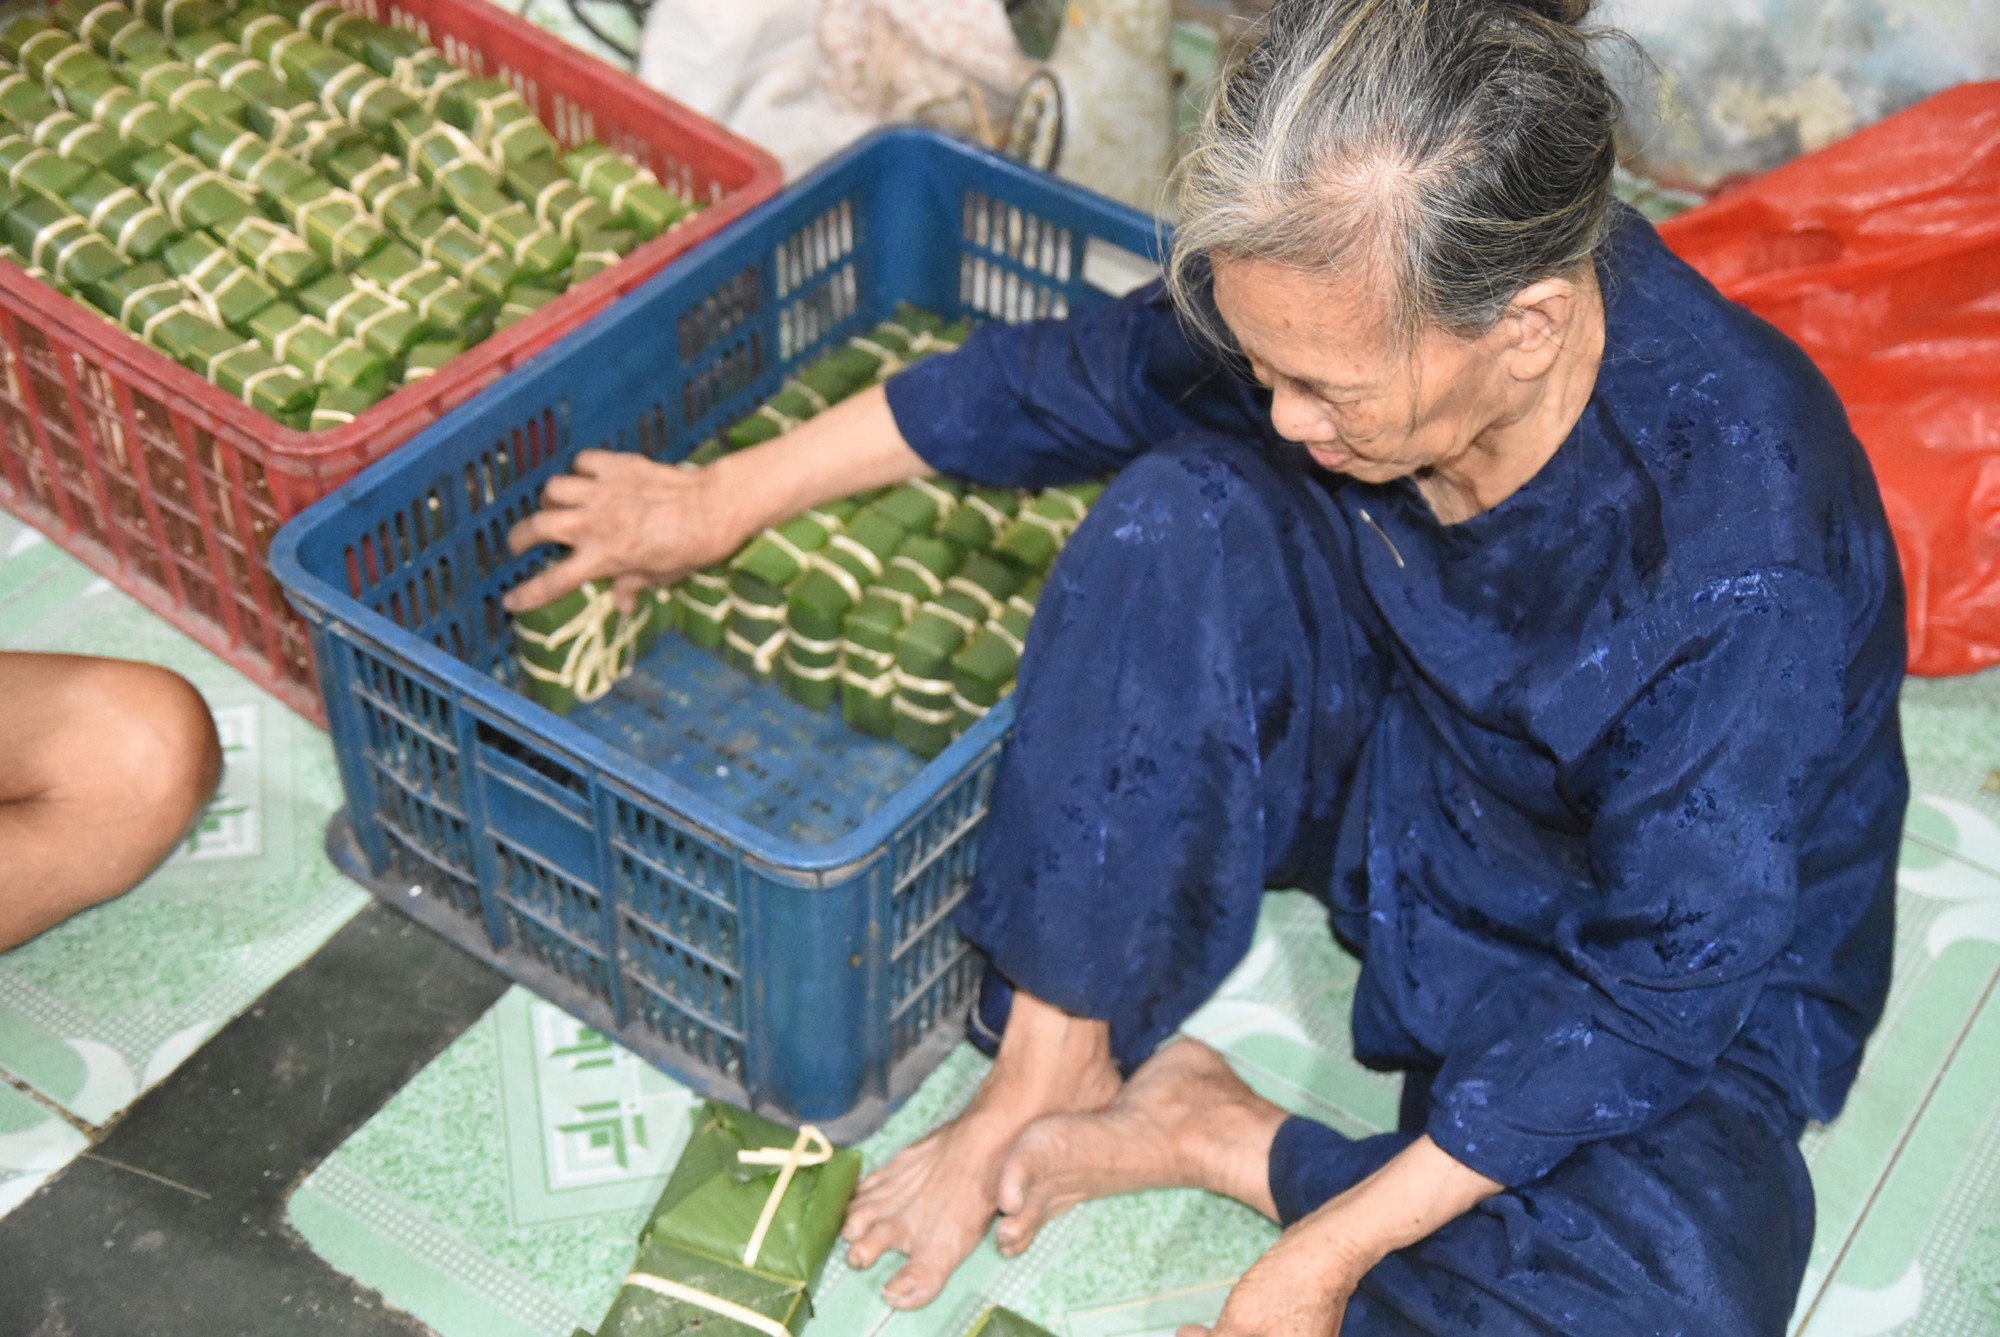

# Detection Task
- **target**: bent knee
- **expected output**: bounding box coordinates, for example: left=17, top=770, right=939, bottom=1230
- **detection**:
left=60, top=659, right=222, bottom=831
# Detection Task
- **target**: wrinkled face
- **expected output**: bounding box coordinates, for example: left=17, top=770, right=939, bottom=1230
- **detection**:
left=1211, top=256, right=1517, bottom=484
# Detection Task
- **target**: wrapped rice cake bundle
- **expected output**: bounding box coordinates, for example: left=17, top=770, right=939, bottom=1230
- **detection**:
left=994, top=482, right=1103, bottom=576
left=0, top=239, right=57, bottom=287
left=136, top=0, right=230, bottom=39
left=893, top=553, right=1023, bottom=759
left=247, top=300, right=387, bottom=392
left=128, top=145, right=259, bottom=231
left=840, top=533, right=963, bottom=737
left=505, top=155, right=613, bottom=244
left=82, top=257, right=184, bottom=333
left=0, top=134, right=94, bottom=205
left=178, top=31, right=336, bottom=150
left=870, top=477, right=961, bottom=536
left=469, top=197, right=572, bottom=280
left=398, top=337, right=459, bottom=382
left=64, top=167, right=174, bottom=259
left=594, top=1103, right=860, bottom=1337
left=493, top=282, right=558, bottom=332
left=724, top=501, right=856, bottom=679
left=60, top=0, right=171, bottom=60
left=566, top=226, right=635, bottom=286
left=564, top=142, right=688, bottom=239
left=675, top=565, right=730, bottom=652
left=214, top=212, right=328, bottom=290
left=161, top=314, right=316, bottom=424
left=3, top=192, right=126, bottom=292
left=190, top=122, right=318, bottom=201
left=966, top=1307, right=1059, bottom=1337
left=952, top=578, right=1041, bottom=732
left=281, top=181, right=388, bottom=268
left=354, top=241, right=484, bottom=333
left=512, top=577, right=656, bottom=714
left=397, top=206, right=514, bottom=300
left=939, top=486, right=1019, bottom=552
left=324, top=144, right=440, bottom=233
left=433, top=75, right=560, bottom=166
left=162, top=231, right=280, bottom=328
left=297, top=270, right=426, bottom=358
left=26, top=108, right=133, bottom=179
left=122, top=50, right=251, bottom=128
left=307, top=382, right=377, bottom=431
left=399, top=120, right=501, bottom=205
left=49, top=52, right=199, bottom=153
left=0, top=67, right=61, bottom=129
left=232, top=12, right=425, bottom=137
left=784, top=504, right=911, bottom=710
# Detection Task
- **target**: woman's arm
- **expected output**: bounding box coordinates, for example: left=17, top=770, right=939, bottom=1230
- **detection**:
left=1185, top=1138, right=1502, bottom=1337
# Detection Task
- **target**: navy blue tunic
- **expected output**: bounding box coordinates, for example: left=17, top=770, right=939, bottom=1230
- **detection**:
left=886, top=210, right=1907, bottom=1333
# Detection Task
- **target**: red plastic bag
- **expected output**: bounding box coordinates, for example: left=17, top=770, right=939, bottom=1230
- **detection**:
left=1661, top=83, right=2000, bottom=677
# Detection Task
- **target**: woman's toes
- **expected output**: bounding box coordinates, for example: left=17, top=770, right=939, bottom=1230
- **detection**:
left=882, top=1257, right=951, bottom=1309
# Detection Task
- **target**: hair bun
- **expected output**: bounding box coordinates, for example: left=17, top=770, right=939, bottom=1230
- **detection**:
left=1517, top=0, right=1592, bottom=24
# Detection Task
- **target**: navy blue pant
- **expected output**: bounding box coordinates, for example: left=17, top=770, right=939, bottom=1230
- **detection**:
left=961, top=434, right=1816, bottom=1335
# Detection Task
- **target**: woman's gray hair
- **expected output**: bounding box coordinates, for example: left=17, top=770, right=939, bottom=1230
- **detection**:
left=1169, top=0, right=1621, bottom=348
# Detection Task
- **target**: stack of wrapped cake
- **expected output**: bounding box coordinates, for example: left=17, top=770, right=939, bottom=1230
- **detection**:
left=514, top=304, right=1105, bottom=762
left=581, top=1102, right=862, bottom=1337
left=0, top=0, right=698, bottom=430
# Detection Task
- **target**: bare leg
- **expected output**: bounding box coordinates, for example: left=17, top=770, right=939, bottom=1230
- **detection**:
left=840, top=989, right=1121, bottom=1308
left=0, top=653, right=223, bottom=951
left=993, top=1039, right=1288, bottom=1256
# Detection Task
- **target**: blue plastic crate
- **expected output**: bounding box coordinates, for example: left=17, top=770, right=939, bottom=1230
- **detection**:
left=269, top=129, right=1166, bottom=1139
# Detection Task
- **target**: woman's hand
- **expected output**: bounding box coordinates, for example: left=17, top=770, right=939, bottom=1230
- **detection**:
left=502, top=451, right=744, bottom=614
left=501, top=383, right=933, bottom=614
left=1179, top=1136, right=1504, bottom=1337
left=1176, top=1223, right=1371, bottom=1337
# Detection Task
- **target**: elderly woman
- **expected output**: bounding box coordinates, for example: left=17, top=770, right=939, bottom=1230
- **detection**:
left=505, top=0, right=1907, bottom=1332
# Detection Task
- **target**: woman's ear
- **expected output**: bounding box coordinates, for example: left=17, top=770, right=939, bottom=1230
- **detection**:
left=1495, top=278, right=1580, bottom=381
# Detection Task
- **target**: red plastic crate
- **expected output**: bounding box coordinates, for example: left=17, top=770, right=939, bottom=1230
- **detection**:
left=0, top=0, right=781, bottom=722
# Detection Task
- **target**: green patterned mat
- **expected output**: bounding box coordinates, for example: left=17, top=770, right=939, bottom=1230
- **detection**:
left=0, top=512, right=367, bottom=1213
left=286, top=674, right=2000, bottom=1337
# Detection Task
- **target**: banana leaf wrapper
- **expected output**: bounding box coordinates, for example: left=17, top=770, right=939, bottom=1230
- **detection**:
left=952, top=588, right=1037, bottom=729
left=162, top=230, right=279, bottom=328
left=674, top=568, right=729, bottom=652
left=595, top=1239, right=810, bottom=1337
left=506, top=156, right=613, bottom=242
left=721, top=368, right=859, bottom=449
left=62, top=0, right=171, bottom=60
left=132, top=146, right=260, bottom=230
left=397, top=337, right=460, bottom=382
left=354, top=242, right=483, bottom=331
left=894, top=553, right=1021, bottom=682
left=493, top=281, right=558, bottom=332
left=938, top=487, right=1019, bottom=552
left=869, top=479, right=963, bottom=537
left=191, top=122, right=318, bottom=200
left=512, top=579, right=657, bottom=713
left=81, top=258, right=184, bottom=331
left=191, top=332, right=316, bottom=423
left=137, top=0, right=229, bottom=38
left=0, top=16, right=55, bottom=65
left=308, top=382, right=379, bottom=431
left=434, top=77, right=558, bottom=165
left=396, top=206, right=514, bottom=299
left=994, top=485, right=1100, bottom=574
left=456, top=190, right=571, bottom=278
left=182, top=38, right=330, bottom=148
left=0, top=70, right=62, bottom=128
left=637, top=1103, right=861, bottom=1292
left=400, top=120, right=501, bottom=200
left=683, top=437, right=730, bottom=468
left=299, top=48, right=425, bottom=136
left=729, top=503, right=856, bottom=608
left=70, top=83, right=198, bottom=154
left=19, top=112, right=121, bottom=187
left=3, top=195, right=125, bottom=290
left=281, top=180, right=388, bottom=268
left=565, top=143, right=688, bottom=238
left=566, top=227, right=635, bottom=286
left=0, top=136, right=95, bottom=205
left=248, top=300, right=388, bottom=391
left=13, top=22, right=103, bottom=81
left=966, top=1307, right=1060, bottom=1337
left=145, top=297, right=226, bottom=360
left=298, top=0, right=416, bottom=69
left=780, top=637, right=840, bottom=710
left=840, top=599, right=903, bottom=735
left=64, top=171, right=174, bottom=259
left=785, top=507, right=907, bottom=644
left=215, top=212, right=328, bottom=289
left=325, top=145, right=439, bottom=232
left=290, top=117, right=374, bottom=169
left=796, top=343, right=884, bottom=404
left=124, top=52, right=251, bottom=128
left=298, top=270, right=426, bottom=357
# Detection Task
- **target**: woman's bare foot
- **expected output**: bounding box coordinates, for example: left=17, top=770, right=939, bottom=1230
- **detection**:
left=992, top=1039, right=1287, bottom=1257
left=841, top=993, right=1121, bottom=1309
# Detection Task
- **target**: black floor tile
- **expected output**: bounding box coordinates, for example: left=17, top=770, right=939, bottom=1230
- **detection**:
left=0, top=902, right=510, bottom=1337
